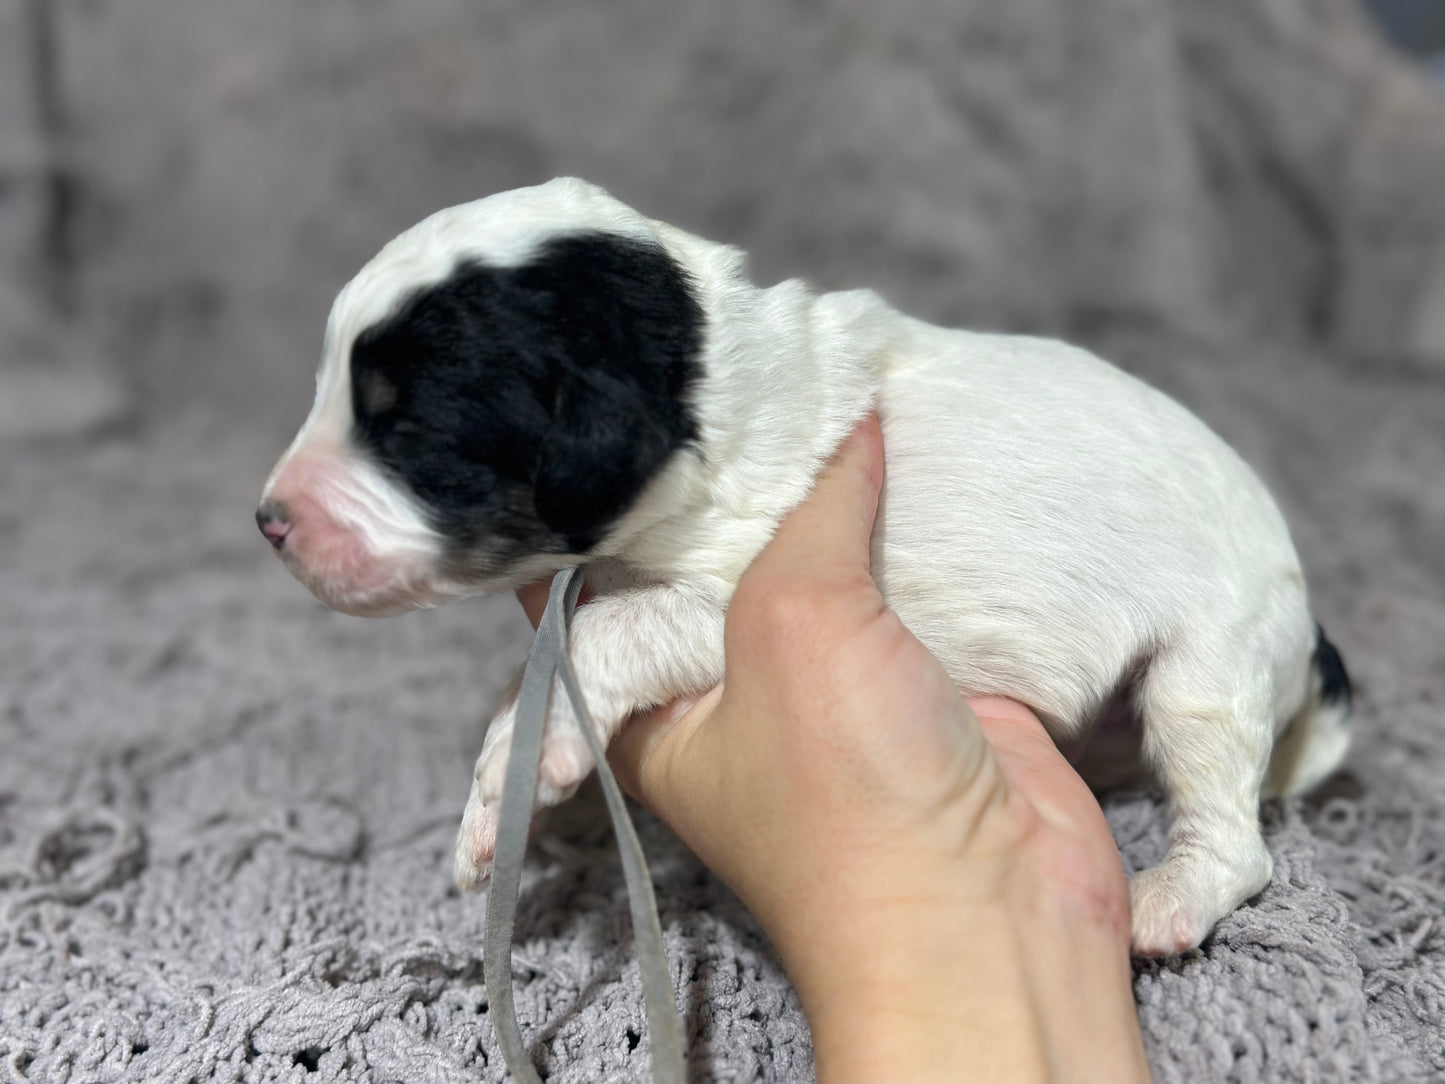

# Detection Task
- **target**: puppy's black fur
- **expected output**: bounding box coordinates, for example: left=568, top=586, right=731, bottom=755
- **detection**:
left=1313, top=623, right=1352, bottom=708
left=349, top=233, right=704, bottom=558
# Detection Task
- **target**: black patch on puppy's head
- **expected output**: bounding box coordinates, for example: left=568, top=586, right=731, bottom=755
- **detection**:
left=348, top=232, right=703, bottom=565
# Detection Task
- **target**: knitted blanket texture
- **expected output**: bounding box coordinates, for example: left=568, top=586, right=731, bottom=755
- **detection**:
left=1, top=336, right=1443, bottom=1081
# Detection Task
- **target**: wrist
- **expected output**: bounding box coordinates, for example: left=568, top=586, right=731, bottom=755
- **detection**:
left=797, top=901, right=1043, bottom=1083
left=782, top=889, right=1147, bottom=1084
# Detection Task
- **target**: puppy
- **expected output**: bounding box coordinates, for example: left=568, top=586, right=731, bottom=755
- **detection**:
left=257, top=178, right=1351, bottom=955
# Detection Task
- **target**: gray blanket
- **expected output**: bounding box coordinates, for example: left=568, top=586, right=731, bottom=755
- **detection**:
left=2, top=331, right=1443, bottom=1081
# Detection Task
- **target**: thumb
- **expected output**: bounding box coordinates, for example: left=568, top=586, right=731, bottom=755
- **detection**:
left=606, top=684, right=723, bottom=820
left=742, top=413, right=885, bottom=594
left=607, top=415, right=887, bottom=821
left=548, top=420, right=885, bottom=810
left=725, top=413, right=887, bottom=682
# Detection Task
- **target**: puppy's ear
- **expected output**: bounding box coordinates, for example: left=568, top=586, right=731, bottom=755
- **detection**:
left=526, top=234, right=704, bottom=552
left=534, top=370, right=679, bottom=550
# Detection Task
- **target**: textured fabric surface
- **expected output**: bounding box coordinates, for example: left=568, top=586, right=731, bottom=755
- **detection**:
left=2, top=334, right=1444, bottom=1082
left=2, top=0, right=1445, bottom=1079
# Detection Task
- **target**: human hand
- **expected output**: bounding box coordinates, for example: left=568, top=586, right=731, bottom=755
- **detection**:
left=517, top=416, right=1149, bottom=1083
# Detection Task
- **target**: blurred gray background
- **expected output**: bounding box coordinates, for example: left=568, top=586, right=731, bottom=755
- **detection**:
left=2, top=1, right=1444, bottom=1081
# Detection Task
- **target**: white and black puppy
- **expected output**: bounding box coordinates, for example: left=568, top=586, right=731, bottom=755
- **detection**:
left=258, top=177, right=1351, bottom=956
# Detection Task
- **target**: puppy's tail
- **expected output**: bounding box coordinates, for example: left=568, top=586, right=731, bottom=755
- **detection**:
left=1264, top=623, right=1353, bottom=798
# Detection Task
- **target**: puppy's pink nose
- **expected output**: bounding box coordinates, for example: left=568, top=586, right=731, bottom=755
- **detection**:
left=256, top=500, right=292, bottom=549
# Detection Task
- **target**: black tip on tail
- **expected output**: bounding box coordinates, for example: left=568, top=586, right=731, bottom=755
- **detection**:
left=1313, top=622, right=1352, bottom=708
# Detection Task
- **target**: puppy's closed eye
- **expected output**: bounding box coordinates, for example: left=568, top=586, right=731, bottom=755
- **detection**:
left=358, top=370, right=397, bottom=417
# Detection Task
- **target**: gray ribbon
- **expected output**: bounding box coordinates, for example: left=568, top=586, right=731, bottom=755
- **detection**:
left=483, top=566, right=686, bottom=1083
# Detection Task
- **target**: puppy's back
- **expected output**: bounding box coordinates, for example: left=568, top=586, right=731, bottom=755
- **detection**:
left=871, top=325, right=1310, bottom=734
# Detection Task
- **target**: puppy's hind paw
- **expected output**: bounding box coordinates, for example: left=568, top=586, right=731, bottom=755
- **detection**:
left=1128, top=866, right=1216, bottom=957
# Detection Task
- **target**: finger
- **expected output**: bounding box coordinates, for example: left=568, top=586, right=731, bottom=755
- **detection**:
left=970, top=697, right=1060, bottom=775
left=970, top=697, right=1103, bottom=829
left=607, top=685, right=723, bottom=816
left=515, top=581, right=550, bottom=628
left=515, top=575, right=595, bottom=629
left=745, top=413, right=884, bottom=591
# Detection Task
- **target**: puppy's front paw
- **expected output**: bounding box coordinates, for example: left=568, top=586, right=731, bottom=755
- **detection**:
left=452, top=703, right=599, bottom=893
left=453, top=777, right=500, bottom=893
left=474, top=710, right=596, bottom=809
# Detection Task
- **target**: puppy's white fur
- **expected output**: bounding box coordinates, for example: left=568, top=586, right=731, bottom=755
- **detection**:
left=275, top=179, right=1348, bottom=955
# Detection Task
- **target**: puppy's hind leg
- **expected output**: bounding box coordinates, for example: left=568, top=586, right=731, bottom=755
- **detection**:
left=1127, top=638, right=1277, bottom=956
